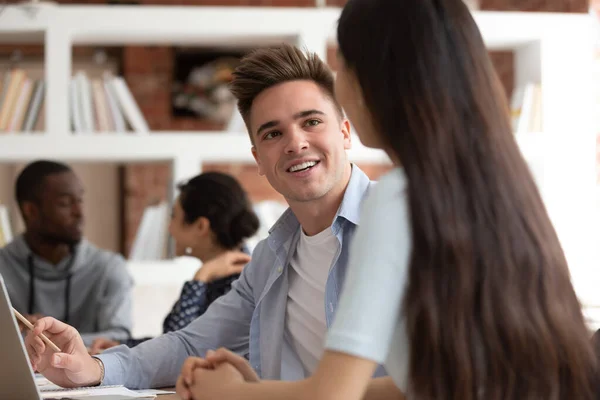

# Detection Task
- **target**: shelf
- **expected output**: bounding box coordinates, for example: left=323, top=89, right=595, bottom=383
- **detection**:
left=0, top=131, right=579, bottom=164
left=0, top=3, right=596, bottom=308
left=0, top=133, right=391, bottom=164
left=0, top=5, right=593, bottom=51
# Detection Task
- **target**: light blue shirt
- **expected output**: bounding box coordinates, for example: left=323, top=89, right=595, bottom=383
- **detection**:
left=98, top=164, right=384, bottom=389
left=325, top=167, right=411, bottom=392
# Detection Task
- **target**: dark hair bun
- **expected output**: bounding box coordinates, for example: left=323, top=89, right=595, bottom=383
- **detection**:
left=178, top=172, right=260, bottom=249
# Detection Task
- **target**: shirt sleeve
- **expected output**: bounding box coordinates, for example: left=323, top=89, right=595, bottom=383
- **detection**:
left=97, top=254, right=258, bottom=389
left=162, top=281, right=209, bottom=333
left=325, top=172, right=412, bottom=370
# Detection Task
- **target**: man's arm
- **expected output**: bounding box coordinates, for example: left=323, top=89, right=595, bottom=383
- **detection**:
left=81, top=256, right=133, bottom=346
left=96, top=255, right=258, bottom=389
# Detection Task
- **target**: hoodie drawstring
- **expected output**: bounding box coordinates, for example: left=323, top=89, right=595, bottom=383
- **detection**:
left=28, top=251, right=75, bottom=323
left=28, top=254, right=35, bottom=315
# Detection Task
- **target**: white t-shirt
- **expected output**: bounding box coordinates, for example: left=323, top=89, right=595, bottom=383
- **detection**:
left=325, top=167, right=411, bottom=392
left=286, top=226, right=340, bottom=375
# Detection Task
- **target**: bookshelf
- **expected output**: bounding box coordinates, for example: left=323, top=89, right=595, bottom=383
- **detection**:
left=0, top=4, right=597, bottom=323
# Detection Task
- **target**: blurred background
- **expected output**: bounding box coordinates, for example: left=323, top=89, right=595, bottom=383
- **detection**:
left=0, top=0, right=599, bottom=336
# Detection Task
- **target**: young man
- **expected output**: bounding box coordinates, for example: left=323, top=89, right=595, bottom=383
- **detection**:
left=25, top=44, right=384, bottom=389
left=0, top=160, right=133, bottom=346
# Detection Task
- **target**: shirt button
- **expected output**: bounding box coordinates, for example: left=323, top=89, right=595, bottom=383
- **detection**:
left=329, top=303, right=334, bottom=313
left=276, top=266, right=283, bottom=273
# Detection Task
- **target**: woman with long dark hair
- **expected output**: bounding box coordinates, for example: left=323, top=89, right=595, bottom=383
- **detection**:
left=178, top=1, right=598, bottom=399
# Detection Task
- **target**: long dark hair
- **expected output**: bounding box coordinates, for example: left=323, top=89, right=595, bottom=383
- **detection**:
left=338, top=0, right=597, bottom=398
left=178, top=172, right=259, bottom=250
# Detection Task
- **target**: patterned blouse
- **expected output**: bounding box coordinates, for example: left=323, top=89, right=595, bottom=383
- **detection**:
left=123, top=247, right=248, bottom=348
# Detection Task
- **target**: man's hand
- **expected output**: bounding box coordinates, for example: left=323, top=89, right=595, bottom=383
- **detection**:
left=194, top=251, right=251, bottom=283
left=24, top=317, right=103, bottom=388
left=89, top=338, right=120, bottom=355
left=18, top=313, right=44, bottom=333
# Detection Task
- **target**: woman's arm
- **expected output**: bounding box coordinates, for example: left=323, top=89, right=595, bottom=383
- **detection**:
left=364, top=377, right=406, bottom=400
left=186, top=350, right=404, bottom=400
left=164, top=251, right=251, bottom=333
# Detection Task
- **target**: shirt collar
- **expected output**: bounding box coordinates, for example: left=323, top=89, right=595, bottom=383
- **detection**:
left=268, top=163, right=373, bottom=242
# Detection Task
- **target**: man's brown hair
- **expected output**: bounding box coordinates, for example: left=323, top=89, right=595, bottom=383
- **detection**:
left=229, top=43, right=344, bottom=141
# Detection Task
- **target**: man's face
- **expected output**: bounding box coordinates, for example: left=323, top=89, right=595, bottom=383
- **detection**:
left=249, top=80, right=352, bottom=204
left=28, top=171, right=85, bottom=245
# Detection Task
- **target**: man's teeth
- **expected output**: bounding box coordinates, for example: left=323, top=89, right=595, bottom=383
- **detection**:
left=289, top=161, right=317, bottom=172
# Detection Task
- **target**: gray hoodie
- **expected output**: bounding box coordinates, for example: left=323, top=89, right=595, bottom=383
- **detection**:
left=0, top=235, right=133, bottom=346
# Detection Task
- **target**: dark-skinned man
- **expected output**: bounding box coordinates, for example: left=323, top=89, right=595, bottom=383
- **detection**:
left=0, top=160, right=133, bottom=346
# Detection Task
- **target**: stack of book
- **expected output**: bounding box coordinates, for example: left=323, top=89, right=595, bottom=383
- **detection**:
left=70, top=71, right=149, bottom=134
left=0, top=69, right=45, bottom=133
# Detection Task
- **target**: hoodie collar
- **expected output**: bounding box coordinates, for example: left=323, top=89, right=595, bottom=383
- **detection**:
left=10, top=235, right=84, bottom=278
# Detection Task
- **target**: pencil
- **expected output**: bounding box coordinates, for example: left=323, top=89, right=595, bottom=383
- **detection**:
left=12, top=307, right=62, bottom=353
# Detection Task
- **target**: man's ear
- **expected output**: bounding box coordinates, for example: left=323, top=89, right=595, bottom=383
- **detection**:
left=251, top=146, right=265, bottom=176
left=341, top=119, right=352, bottom=150
left=21, top=201, right=38, bottom=224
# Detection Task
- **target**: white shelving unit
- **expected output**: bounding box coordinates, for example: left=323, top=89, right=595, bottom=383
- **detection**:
left=0, top=4, right=598, bottom=319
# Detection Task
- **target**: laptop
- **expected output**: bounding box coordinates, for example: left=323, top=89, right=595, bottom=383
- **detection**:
left=0, top=275, right=168, bottom=399
left=0, top=274, right=45, bottom=400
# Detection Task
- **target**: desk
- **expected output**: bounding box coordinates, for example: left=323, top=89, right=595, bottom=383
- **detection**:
left=158, top=394, right=180, bottom=399
left=158, top=388, right=180, bottom=399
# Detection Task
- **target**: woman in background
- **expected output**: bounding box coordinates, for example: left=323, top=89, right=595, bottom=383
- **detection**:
left=177, top=0, right=599, bottom=399
left=90, top=171, right=259, bottom=354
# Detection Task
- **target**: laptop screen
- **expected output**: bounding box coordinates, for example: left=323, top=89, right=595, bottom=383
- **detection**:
left=0, top=274, right=42, bottom=400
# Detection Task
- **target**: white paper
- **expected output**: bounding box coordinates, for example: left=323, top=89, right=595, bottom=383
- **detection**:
left=36, top=373, right=160, bottom=399
left=40, top=384, right=156, bottom=399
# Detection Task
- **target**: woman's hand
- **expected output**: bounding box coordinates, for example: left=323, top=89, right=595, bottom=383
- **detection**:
left=194, top=251, right=251, bottom=283
left=176, top=348, right=259, bottom=400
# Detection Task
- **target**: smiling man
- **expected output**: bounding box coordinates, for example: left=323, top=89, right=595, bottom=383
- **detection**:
left=0, top=160, right=133, bottom=347
left=24, top=44, right=385, bottom=390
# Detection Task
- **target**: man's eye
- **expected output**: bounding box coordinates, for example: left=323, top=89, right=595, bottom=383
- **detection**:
left=305, top=119, right=321, bottom=127
left=264, top=131, right=281, bottom=140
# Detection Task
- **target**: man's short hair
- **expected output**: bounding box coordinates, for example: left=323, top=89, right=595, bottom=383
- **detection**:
left=15, top=160, right=72, bottom=206
left=229, top=43, right=343, bottom=141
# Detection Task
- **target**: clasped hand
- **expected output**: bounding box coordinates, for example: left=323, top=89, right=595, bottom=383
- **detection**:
left=176, top=348, right=259, bottom=400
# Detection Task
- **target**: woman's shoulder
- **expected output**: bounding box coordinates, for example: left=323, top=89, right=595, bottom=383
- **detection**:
left=375, top=167, right=406, bottom=194
left=363, top=167, right=408, bottom=218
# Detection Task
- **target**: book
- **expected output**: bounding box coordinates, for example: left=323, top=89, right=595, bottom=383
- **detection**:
left=22, top=80, right=45, bottom=132
left=0, top=205, right=12, bottom=247
left=103, top=74, right=126, bottom=132
left=109, top=76, right=149, bottom=134
left=7, top=77, right=33, bottom=132
left=0, top=69, right=26, bottom=131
